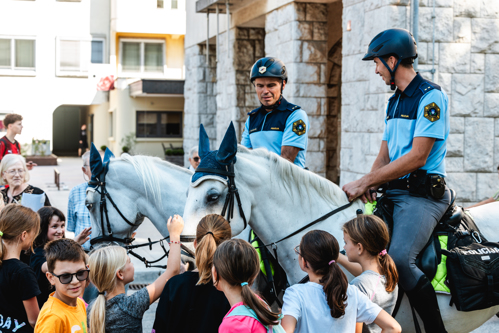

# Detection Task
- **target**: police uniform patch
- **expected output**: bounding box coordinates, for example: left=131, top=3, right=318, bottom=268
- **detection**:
left=424, top=102, right=440, bottom=122
left=292, top=120, right=306, bottom=136
left=259, top=66, right=266, bottom=74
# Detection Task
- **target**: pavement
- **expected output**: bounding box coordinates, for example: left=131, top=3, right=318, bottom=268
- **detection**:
left=29, top=157, right=498, bottom=333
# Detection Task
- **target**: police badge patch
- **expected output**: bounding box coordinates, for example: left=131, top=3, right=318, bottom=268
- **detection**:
left=424, top=103, right=440, bottom=122
left=259, top=66, right=266, bottom=74
left=292, top=120, right=306, bottom=136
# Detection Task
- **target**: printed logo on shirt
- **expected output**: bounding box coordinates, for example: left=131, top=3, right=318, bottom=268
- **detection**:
left=71, top=323, right=86, bottom=333
left=7, top=150, right=11, bottom=154
left=0, top=315, right=26, bottom=332
left=292, top=120, right=306, bottom=136
left=271, top=127, right=280, bottom=130
left=249, top=128, right=258, bottom=133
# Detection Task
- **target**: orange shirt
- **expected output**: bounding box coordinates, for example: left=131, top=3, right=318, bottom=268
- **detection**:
left=34, top=292, right=87, bottom=333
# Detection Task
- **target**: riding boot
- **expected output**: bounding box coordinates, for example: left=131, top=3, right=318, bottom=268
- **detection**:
left=406, top=275, right=447, bottom=333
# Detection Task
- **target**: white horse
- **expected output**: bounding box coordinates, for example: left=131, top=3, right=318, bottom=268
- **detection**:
left=85, top=153, right=193, bottom=247
left=182, top=133, right=499, bottom=332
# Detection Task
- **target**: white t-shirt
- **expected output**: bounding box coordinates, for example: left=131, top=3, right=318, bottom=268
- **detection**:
left=282, top=282, right=382, bottom=333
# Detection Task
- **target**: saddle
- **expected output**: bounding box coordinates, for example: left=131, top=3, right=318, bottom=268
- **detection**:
left=374, top=189, right=466, bottom=282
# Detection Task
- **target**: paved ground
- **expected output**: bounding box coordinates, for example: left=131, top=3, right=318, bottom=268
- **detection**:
left=29, top=157, right=498, bottom=332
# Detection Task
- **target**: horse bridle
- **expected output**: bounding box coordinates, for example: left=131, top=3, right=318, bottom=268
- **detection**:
left=182, top=162, right=248, bottom=243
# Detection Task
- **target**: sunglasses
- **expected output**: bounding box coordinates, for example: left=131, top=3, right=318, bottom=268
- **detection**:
left=193, top=157, right=200, bottom=162
left=294, top=245, right=301, bottom=256
left=51, top=269, right=89, bottom=284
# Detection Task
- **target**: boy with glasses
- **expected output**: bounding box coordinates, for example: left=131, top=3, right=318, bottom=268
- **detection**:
left=35, top=238, right=88, bottom=333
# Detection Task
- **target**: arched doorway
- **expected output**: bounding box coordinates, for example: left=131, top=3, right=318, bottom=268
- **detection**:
left=52, top=105, right=88, bottom=156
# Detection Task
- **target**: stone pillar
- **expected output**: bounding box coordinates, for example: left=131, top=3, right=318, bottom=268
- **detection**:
left=183, top=44, right=217, bottom=164
left=340, top=0, right=499, bottom=206
left=265, top=2, right=329, bottom=177
left=215, top=27, right=265, bottom=144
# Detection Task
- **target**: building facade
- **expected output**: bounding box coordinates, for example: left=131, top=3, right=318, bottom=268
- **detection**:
left=0, top=0, right=186, bottom=158
left=184, top=0, right=499, bottom=206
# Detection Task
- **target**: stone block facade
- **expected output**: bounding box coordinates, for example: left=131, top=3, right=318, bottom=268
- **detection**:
left=341, top=0, right=499, bottom=205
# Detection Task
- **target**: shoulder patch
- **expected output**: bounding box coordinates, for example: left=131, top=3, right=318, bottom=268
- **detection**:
left=292, top=119, right=306, bottom=136
left=286, top=102, right=301, bottom=112
left=424, top=102, right=440, bottom=122
left=247, top=107, right=260, bottom=116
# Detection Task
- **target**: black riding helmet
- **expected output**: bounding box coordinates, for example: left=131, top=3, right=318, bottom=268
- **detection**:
left=363, top=28, right=418, bottom=90
left=250, top=57, right=288, bottom=110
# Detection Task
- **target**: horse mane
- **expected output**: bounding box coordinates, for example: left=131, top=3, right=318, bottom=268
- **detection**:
left=237, top=145, right=349, bottom=207
left=115, top=154, right=192, bottom=209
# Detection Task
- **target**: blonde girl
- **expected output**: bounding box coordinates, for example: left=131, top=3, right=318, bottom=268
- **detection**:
left=0, top=204, right=41, bottom=332
left=87, top=214, right=183, bottom=333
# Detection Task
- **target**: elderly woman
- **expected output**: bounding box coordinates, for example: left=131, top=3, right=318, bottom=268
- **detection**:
left=0, top=154, right=50, bottom=206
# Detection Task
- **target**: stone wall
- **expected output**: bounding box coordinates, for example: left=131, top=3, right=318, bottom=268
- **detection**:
left=341, top=0, right=499, bottom=205
left=265, top=2, right=331, bottom=177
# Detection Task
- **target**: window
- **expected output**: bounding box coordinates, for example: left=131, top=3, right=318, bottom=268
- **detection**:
left=109, top=111, right=114, bottom=137
left=57, top=38, right=91, bottom=76
left=0, top=38, right=35, bottom=72
left=120, top=39, right=164, bottom=75
left=136, top=111, right=182, bottom=138
left=171, top=0, right=177, bottom=9
left=91, top=39, right=104, bottom=64
left=157, top=0, right=164, bottom=8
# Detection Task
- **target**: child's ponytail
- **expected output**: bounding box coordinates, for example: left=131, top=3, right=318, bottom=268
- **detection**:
left=213, top=239, right=280, bottom=326
left=89, top=246, right=128, bottom=333
left=300, top=230, right=348, bottom=318
left=342, top=214, right=399, bottom=293
left=0, top=204, right=40, bottom=266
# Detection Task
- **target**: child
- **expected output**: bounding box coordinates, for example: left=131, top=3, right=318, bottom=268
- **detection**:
left=0, top=204, right=41, bottom=333
left=213, top=238, right=282, bottom=333
left=34, top=238, right=88, bottom=333
left=338, top=215, right=399, bottom=333
left=30, top=207, right=91, bottom=307
left=153, top=214, right=232, bottom=333
left=281, top=230, right=401, bottom=333
left=87, top=214, right=184, bottom=333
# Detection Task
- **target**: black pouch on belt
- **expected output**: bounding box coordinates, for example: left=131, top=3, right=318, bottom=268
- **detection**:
left=408, top=169, right=427, bottom=197
left=426, top=174, right=446, bottom=200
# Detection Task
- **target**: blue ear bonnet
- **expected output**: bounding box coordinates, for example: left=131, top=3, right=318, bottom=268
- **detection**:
left=191, top=151, right=231, bottom=183
left=89, top=143, right=114, bottom=188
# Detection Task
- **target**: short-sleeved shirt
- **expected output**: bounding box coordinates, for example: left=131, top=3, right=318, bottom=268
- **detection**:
left=35, top=293, right=87, bottom=333
left=382, top=73, right=449, bottom=178
left=0, top=136, right=20, bottom=162
left=1, top=185, right=51, bottom=207
left=282, top=282, right=382, bottom=333
left=219, top=302, right=267, bottom=333
left=241, top=97, right=309, bottom=168
left=67, top=182, right=92, bottom=250
left=29, top=246, right=53, bottom=308
left=0, top=259, right=41, bottom=333
left=493, top=190, right=499, bottom=201
left=351, top=271, right=398, bottom=333
left=153, top=271, right=230, bottom=333
left=87, top=287, right=150, bottom=333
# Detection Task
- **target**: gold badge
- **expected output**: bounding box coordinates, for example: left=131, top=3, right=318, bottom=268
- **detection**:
left=424, top=103, right=440, bottom=122
left=292, top=120, right=306, bottom=136
left=258, top=66, right=267, bottom=74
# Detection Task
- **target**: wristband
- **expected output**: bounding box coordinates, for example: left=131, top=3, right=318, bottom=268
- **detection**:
left=169, top=240, right=181, bottom=245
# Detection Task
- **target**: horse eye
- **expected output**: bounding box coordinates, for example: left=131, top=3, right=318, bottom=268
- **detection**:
left=207, top=194, right=219, bottom=203
left=86, top=203, right=93, bottom=210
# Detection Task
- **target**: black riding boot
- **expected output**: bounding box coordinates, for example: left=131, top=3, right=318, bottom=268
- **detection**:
left=406, top=275, right=447, bottom=333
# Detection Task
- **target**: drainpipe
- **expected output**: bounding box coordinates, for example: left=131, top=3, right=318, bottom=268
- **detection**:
left=413, top=0, right=419, bottom=70
left=216, top=4, right=219, bottom=62
left=226, top=0, right=230, bottom=59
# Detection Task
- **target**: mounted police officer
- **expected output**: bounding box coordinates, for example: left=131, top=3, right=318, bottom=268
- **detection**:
left=242, top=57, right=309, bottom=167
left=342, top=29, right=450, bottom=333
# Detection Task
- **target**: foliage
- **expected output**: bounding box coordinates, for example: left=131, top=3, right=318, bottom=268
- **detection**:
left=120, top=132, right=136, bottom=154
left=165, top=148, right=184, bottom=156
left=100, top=145, right=107, bottom=151
left=31, top=139, right=50, bottom=156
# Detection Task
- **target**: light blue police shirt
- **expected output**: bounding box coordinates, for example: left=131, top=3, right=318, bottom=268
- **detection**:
left=382, top=73, right=450, bottom=178
left=241, top=98, right=309, bottom=168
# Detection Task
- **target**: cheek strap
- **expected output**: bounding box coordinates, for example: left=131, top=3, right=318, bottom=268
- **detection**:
left=379, top=57, right=403, bottom=91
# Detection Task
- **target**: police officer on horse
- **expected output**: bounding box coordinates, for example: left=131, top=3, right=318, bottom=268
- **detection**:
left=343, top=29, right=450, bottom=333
left=242, top=57, right=309, bottom=167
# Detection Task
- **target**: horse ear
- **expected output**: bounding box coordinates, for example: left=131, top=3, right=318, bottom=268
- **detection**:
left=199, top=124, right=211, bottom=158
left=89, top=143, right=103, bottom=178
left=103, top=147, right=115, bottom=163
left=216, top=122, right=237, bottom=165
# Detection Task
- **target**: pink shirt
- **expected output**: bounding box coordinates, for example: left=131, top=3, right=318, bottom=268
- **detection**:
left=219, top=302, right=267, bottom=333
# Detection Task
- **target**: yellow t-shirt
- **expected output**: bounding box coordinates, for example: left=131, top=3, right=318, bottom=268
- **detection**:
left=35, top=292, right=87, bottom=333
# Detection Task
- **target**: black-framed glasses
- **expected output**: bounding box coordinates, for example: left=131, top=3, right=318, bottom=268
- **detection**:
left=193, top=157, right=200, bottom=162
left=51, top=269, right=89, bottom=284
left=294, top=245, right=301, bottom=256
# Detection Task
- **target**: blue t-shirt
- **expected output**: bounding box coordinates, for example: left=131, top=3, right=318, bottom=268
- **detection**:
left=241, top=97, right=309, bottom=168
left=382, top=73, right=449, bottom=177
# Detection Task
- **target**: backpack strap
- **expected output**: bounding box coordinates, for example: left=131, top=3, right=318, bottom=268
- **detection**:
left=226, top=305, right=272, bottom=333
